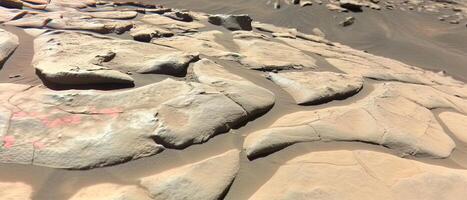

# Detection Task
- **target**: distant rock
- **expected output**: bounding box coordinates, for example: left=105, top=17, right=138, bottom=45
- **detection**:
left=87, top=11, right=138, bottom=19
left=267, top=71, right=363, bottom=104
left=312, top=27, right=325, bottom=37
left=300, top=1, right=313, bottom=7
left=163, top=11, right=194, bottom=22
left=140, top=150, right=240, bottom=200
left=339, top=0, right=363, bottom=12
left=208, top=14, right=253, bottom=31
left=340, top=16, right=356, bottom=26
left=250, top=150, right=467, bottom=200
left=140, top=13, right=204, bottom=33
left=326, top=3, right=348, bottom=12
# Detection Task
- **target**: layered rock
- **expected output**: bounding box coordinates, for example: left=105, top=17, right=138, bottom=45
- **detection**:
left=267, top=71, right=363, bottom=104
left=140, top=150, right=239, bottom=200
left=0, top=7, right=27, bottom=23
left=249, top=150, right=467, bottom=200
left=244, top=82, right=465, bottom=159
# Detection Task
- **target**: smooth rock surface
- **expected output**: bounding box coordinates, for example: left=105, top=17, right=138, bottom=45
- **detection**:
left=0, top=182, right=32, bottom=200
left=69, top=183, right=152, bottom=200
left=244, top=82, right=459, bottom=159
left=0, top=28, right=19, bottom=66
left=439, top=112, right=467, bottom=143
left=250, top=150, right=467, bottom=200
left=140, top=150, right=240, bottom=200
left=267, top=71, right=363, bottom=104
left=193, top=58, right=275, bottom=117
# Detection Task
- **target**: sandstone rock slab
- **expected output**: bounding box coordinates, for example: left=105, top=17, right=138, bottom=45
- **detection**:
left=439, top=112, right=467, bottom=144
left=69, top=183, right=152, bottom=200
left=0, top=182, right=32, bottom=200
left=267, top=71, right=363, bottom=104
left=140, top=150, right=239, bottom=200
left=250, top=150, right=467, bottom=200
left=0, top=28, right=19, bottom=66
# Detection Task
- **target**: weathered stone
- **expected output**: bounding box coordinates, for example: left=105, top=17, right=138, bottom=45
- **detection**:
left=140, top=14, right=204, bottom=33
left=4, top=15, right=51, bottom=28
left=140, top=150, right=239, bottom=200
left=233, top=33, right=316, bottom=70
left=439, top=112, right=467, bottom=144
left=0, top=182, right=32, bottom=200
left=340, top=16, right=356, bottom=26
left=152, top=30, right=236, bottom=58
left=0, top=28, right=19, bottom=66
left=244, top=82, right=460, bottom=159
left=193, top=59, right=275, bottom=117
left=69, top=184, right=152, bottom=200
left=87, top=11, right=138, bottom=19
left=250, top=150, right=467, bottom=200
left=339, top=0, right=363, bottom=12
left=130, top=23, right=174, bottom=42
left=208, top=14, right=253, bottom=31
left=163, top=11, right=194, bottom=22
left=267, top=71, right=363, bottom=104
left=326, top=3, right=348, bottom=12
left=32, top=31, right=200, bottom=85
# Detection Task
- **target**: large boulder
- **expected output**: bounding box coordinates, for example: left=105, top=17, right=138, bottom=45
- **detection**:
left=208, top=14, right=253, bottom=31
left=249, top=150, right=467, bottom=200
left=267, top=71, right=363, bottom=104
left=244, top=82, right=461, bottom=159
left=193, top=59, right=275, bottom=117
left=32, top=31, right=199, bottom=85
left=140, top=150, right=240, bottom=200
left=0, top=80, right=249, bottom=168
left=0, top=28, right=19, bottom=67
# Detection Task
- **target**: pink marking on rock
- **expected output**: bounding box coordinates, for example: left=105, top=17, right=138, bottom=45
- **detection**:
left=11, top=111, right=28, bottom=119
left=3, top=136, right=15, bottom=149
left=33, top=141, right=45, bottom=149
left=62, top=115, right=81, bottom=125
left=46, top=118, right=64, bottom=128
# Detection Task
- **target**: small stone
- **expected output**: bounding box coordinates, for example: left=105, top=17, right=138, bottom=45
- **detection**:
left=340, top=16, right=355, bottom=26
left=8, top=74, right=21, bottom=79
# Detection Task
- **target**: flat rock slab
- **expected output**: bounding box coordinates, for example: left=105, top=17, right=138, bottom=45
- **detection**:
left=87, top=11, right=138, bottom=19
left=244, top=82, right=466, bottom=159
left=140, top=150, right=239, bottom=200
left=33, top=31, right=198, bottom=85
left=69, top=183, right=152, bottom=200
left=0, top=28, right=19, bottom=66
left=233, top=32, right=316, bottom=70
left=140, top=14, right=204, bottom=33
left=267, top=71, right=363, bottom=104
left=193, top=58, right=275, bottom=117
left=250, top=150, right=467, bottom=200
left=0, top=181, right=32, bottom=200
left=0, top=79, right=250, bottom=168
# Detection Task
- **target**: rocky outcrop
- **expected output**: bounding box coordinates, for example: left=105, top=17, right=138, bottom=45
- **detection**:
left=244, top=82, right=465, bottom=159
left=249, top=150, right=467, bottom=200
left=193, top=59, right=275, bottom=117
left=140, top=150, right=240, bottom=200
left=32, top=31, right=199, bottom=85
left=0, top=28, right=19, bottom=66
left=267, top=71, right=363, bottom=104
left=140, top=14, right=204, bottom=33
left=208, top=14, right=253, bottom=31
left=0, top=80, right=250, bottom=168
